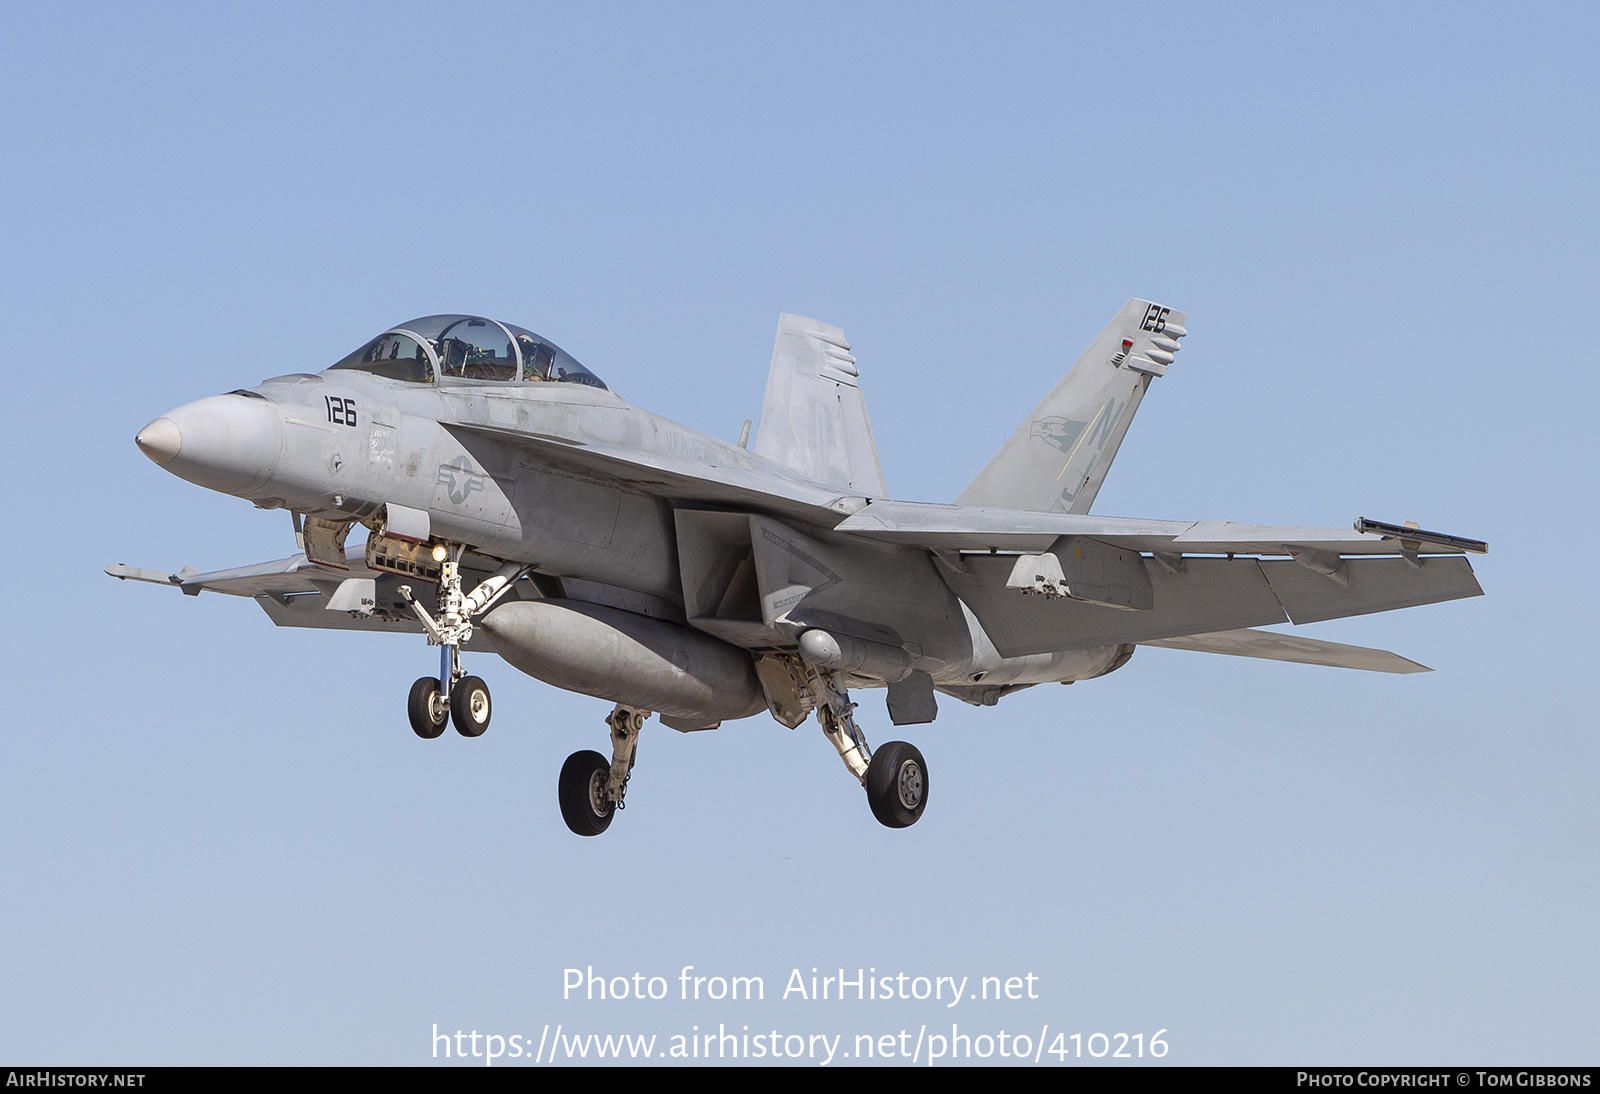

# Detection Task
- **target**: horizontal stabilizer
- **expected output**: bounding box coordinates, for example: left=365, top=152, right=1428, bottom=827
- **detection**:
left=1140, top=628, right=1429, bottom=673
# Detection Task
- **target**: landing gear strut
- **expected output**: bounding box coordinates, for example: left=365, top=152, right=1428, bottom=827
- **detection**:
left=399, top=545, right=525, bottom=740
left=559, top=704, right=648, bottom=837
left=807, top=665, right=929, bottom=829
left=811, top=668, right=873, bottom=779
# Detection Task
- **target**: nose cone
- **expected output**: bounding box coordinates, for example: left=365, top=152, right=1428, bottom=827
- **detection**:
left=135, top=418, right=182, bottom=465
left=137, top=394, right=284, bottom=496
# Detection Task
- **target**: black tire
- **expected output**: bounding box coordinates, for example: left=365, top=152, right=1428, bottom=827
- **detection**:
left=407, top=677, right=448, bottom=739
left=559, top=750, right=615, bottom=836
left=450, top=675, right=491, bottom=737
left=864, top=741, right=928, bottom=828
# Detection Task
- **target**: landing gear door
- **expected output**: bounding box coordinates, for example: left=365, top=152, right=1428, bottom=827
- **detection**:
left=303, top=516, right=352, bottom=570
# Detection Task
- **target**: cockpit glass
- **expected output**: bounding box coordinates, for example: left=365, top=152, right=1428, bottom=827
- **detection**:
left=326, top=314, right=607, bottom=389
left=388, top=315, right=460, bottom=343
left=437, top=317, right=517, bottom=381
left=329, top=331, right=434, bottom=383
left=503, top=323, right=608, bottom=388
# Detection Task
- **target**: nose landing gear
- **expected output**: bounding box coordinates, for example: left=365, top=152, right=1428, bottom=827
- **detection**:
left=398, top=545, right=525, bottom=741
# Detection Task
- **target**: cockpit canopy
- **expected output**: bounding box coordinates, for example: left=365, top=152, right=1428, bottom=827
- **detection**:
left=329, top=315, right=606, bottom=389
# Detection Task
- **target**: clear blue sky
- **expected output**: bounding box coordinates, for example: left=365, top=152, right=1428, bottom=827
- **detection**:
left=2, top=1, right=1594, bottom=1065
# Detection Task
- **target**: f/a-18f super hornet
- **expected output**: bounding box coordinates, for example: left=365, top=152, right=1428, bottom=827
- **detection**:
left=111, top=302, right=1487, bottom=833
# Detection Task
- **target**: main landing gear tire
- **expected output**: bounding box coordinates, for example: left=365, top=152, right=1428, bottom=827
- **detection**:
left=450, top=676, right=491, bottom=737
left=559, top=750, right=615, bottom=837
left=407, top=677, right=448, bottom=739
left=865, top=741, right=928, bottom=829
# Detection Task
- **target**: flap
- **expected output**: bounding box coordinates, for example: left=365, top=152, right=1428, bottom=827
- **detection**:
left=940, top=555, right=1289, bottom=658
left=939, top=549, right=1482, bottom=658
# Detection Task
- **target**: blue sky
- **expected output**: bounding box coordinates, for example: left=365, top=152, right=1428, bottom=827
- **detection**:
left=1, top=2, right=1595, bottom=1065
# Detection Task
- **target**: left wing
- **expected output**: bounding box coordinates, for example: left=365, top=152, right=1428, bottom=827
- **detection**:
left=834, top=500, right=1488, bottom=557
left=833, top=500, right=1486, bottom=658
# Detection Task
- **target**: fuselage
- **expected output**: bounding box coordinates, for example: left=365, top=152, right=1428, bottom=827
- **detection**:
left=136, top=330, right=1130, bottom=697
left=120, top=302, right=1478, bottom=832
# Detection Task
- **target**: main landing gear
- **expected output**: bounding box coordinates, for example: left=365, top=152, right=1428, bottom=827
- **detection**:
left=559, top=704, right=646, bottom=837
left=398, top=544, right=525, bottom=741
left=863, top=739, right=928, bottom=829
left=549, top=665, right=931, bottom=837
left=809, top=666, right=928, bottom=829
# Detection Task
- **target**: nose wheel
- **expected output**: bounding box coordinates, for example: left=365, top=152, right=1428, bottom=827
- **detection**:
left=450, top=675, right=491, bottom=737
left=407, top=677, right=448, bottom=739
left=397, top=548, right=526, bottom=742
left=404, top=655, right=492, bottom=740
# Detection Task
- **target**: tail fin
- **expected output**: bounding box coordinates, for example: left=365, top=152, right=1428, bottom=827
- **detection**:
left=751, top=314, right=888, bottom=497
left=956, top=298, right=1187, bottom=514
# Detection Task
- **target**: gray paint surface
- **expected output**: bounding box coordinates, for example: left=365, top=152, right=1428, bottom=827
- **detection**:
left=116, top=304, right=1482, bottom=717
left=17, top=9, right=1579, bottom=1065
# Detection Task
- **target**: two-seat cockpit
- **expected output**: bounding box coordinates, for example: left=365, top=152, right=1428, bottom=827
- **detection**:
left=329, top=314, right=607, bottom=389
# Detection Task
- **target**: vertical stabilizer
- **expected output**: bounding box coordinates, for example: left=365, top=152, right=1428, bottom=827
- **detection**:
left=956, top=299, right=1186, bottom=514
left=752, top=314, right=888, bottom=497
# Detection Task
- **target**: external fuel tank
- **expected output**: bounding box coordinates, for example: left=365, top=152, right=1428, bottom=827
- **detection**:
left=477, top=599, right=767, bottom=724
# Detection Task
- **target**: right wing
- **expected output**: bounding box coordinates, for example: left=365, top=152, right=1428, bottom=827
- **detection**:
left=108, top=553, right=336, bottom=599
left=105, top=547, right=494, bottom=644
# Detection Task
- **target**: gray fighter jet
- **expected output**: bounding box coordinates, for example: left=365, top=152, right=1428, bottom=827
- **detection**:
left=109, top=302, right=1487, bottom=833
